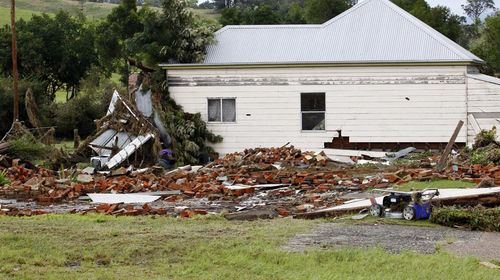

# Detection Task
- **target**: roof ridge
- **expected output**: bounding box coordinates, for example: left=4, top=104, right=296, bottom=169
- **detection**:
left=215, top=24, right=322, bottom=36
left=321, top=0, right=373, bottom=28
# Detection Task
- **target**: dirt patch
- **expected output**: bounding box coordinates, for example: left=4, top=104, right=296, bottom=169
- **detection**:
left=444, top=232, right=500, bottom=261
left=283, top=223, right=482, bottom=254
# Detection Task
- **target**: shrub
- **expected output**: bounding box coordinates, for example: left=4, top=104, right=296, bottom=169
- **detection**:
left=7, top=134, right=53, bottom=161
left=45, top=70, right=119, bottom=139
left=430, top=206, right=500, bottom=232
left=0, top=76, right=46, bottom=136
left=473, top=127, right=498, bottom=149
left=0, top=170, right=10, bottom=186
left=469, top=144, right=500, bottom=165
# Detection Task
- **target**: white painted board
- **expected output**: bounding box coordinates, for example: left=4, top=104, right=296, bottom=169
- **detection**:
left=87, top=193, right=161, bottom=204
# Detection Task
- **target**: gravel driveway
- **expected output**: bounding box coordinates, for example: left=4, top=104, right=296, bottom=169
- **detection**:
left=283, top=223, right=497, bottom=258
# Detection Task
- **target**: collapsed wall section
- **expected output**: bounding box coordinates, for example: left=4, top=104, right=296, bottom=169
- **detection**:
left=467, top=74, right=500, bottom=144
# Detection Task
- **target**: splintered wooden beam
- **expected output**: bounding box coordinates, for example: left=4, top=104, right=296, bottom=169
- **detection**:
left=436, top=120, right=464, bottom=172
left=296, top=187, right=500, bottom=219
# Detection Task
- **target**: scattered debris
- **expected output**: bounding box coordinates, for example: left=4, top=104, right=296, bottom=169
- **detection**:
left=0, top=142, right=499, bottom=219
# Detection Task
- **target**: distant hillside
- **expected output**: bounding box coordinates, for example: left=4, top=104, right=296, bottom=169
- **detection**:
left=0, top=0, right=115, bottom=19
left=0, top=0, right=219, bottom=26
left=0, top=6, right=43, bottom=26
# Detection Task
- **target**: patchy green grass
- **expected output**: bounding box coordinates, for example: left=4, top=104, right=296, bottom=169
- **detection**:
left=54, top=139, right=75, bottom=153
left=0, top=215, right=497, bottom=279
left=0, top=1, right=219, bottom=23
left=0, top=6, right=43, bottom=26
left=0, top=0, right=114, bottom=19
left=189, top=7, right=220, bottom=21
left=54, top=90, right=68, bottom=103
left=395, top=179, right=477, bottom=192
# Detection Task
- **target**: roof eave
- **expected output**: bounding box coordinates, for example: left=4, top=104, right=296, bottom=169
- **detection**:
left=160, top=60, right=481, bottom=70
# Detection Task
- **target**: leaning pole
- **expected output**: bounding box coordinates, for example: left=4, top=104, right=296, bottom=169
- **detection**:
left=11, top=0, right=19, bottom=122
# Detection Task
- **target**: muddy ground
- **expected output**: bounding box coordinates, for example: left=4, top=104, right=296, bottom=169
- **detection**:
left=283, top=223, right=500, bottom=261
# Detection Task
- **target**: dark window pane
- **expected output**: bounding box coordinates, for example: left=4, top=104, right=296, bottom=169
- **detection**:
left=222, top=99, right=236, bottom=122
left=208, top=99, right=221, bottom=122
left=302, top=113, right=325, bottom=130
left=301, top=93, right=325, bottom=111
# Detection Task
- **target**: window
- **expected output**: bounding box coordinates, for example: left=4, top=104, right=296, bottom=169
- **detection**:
left=301, top=92, right=325, bottom=130
left=208, top=98, right=236, bottom=122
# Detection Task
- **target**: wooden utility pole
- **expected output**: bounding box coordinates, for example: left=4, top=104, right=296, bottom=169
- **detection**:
left=11, top=0, right=19, bottom=122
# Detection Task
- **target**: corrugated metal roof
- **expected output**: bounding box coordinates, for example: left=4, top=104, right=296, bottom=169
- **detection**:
left=89, top=129, right=137, bottom=157
left=199, top=0, right=482, bottom=65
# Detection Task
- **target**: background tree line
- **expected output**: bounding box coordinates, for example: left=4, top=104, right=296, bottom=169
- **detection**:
left=0, top=0, right=215, bottom=140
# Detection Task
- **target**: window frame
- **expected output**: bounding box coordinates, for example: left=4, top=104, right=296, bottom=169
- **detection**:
left=300, top=92, right=326, bottom=132
left=207, top=97, right=236, bottom=123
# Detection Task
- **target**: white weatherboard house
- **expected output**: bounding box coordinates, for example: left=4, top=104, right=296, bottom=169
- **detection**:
left=161, top=0, right=500, bottom=155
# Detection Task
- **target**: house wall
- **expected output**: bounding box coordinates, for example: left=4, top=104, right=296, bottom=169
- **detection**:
left=167, top=65, right=469, bottom=154
left=467, top=75, right=500, bottom=143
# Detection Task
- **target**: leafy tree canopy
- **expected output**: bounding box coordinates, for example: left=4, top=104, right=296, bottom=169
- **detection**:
left=392, top=0, right=465, bottom=42
left=304, top=0, right=354, bottom=24
left=462, top=0, right=496, bottom=23
left=471, top=12, right=500, bottom=76
left=0, top=11, right=98, bottom=100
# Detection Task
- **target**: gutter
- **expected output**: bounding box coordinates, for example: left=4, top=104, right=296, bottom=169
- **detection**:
left=160, top=61, right=481, bottom=70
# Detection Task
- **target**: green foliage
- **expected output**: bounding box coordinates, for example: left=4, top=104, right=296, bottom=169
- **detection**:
left=99, top=0, right=216, bottom=80
left=45, top=68, right=118, bottom=139
left=304, top=0, right=353, bottom=24
left=0, top=170, right=10, bottom=186
left=0, top=11, right=98, bottom=99
left=0, top=76, right=46, bottom=136
left=466, top=127, right=500, bottom=165
left=392, top=0, right=466, bottom=43
left=473, top=127, right=498, bottom=149
left=431, top=206, right=500, bottom=232
left=220, top=5, right=282, bottom=25
left=286, top=2, right=306, bottom=24
left=95, top=0, right=143, bottom=78
left=469, top=144, right=500, bottom=165
left=470, top=12, right=500, bottom=76
left=462, top=0, right=496, bottom=23
left=162, top=96, right=222, bottom=166
left=155, top=0, right=217, bottom=64
left=7, top=134, right=52, bottom=161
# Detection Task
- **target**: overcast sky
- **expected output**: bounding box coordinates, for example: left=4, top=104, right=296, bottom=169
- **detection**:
left=426, top=0, right=498, bottom=16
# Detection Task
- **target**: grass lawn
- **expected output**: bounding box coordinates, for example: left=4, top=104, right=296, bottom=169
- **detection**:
left=0, top=0, right=114, bottom=19
left=0, top=0, right=220, bottom=23
left=54, top=139, right=75, bottom=153
left=0, top=6, right=43, bottom=26
left=54, top=90, right=68, bottom=103
left=0, top=215, right=497, bottom=279
left=395, top=179, right=477, bottom=191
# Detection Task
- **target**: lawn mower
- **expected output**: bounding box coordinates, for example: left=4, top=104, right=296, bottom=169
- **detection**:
left=369, top=188, right=440, bottom=220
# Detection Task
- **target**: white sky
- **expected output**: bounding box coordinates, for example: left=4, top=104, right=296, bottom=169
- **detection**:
left=426, top=0, right=498, bottom=16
